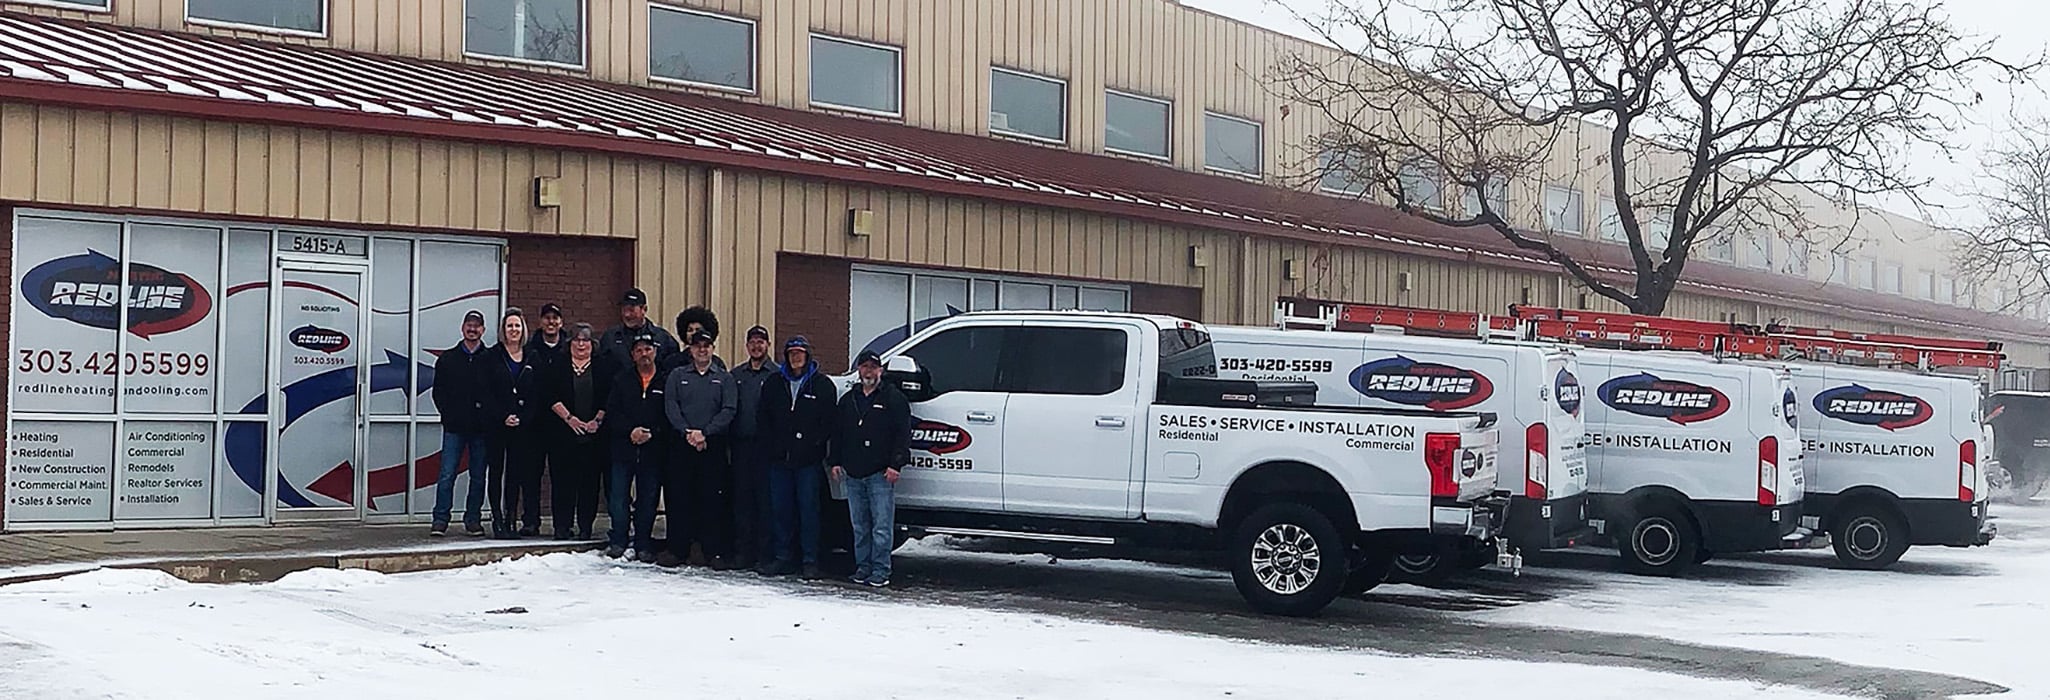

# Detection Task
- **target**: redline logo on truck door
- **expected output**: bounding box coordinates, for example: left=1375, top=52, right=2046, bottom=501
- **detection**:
left=910, top=420, right=974, bottom=455
left=1812, top=384, right=1933, bottom=431
left=1596, top=373, right=1731, bottom=424
left=1348, top=356, right=1495, bottom=410
left=1556, top=368, right=1583, bottom=416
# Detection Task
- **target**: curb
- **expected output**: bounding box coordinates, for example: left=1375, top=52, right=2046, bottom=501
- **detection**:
left=0, top=542, right=603, bottom=586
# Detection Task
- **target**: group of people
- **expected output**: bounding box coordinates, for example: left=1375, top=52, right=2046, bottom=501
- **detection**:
left=426, top=288, right=913, bottom=587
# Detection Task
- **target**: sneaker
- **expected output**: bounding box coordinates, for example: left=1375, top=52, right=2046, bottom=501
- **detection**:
left=800, top=564, right=823, bottom=580
left=465, top=523, right=487, bottom=537
left=519, top=526, right=539, bottom=537
left=708, top=557, right=734, bottom=572
left=655, top=551, right=684, bottom=568
left=429, top=523, right=448, bottom=537
left=848, top=571, right=871, bottom=585
left=604, top=545, right=626, bottom=559
left=636, top=549, right=659, bottom=565
left=866, top=577, right=890, bottom=588
left=759, top=560, right=796, bottom=577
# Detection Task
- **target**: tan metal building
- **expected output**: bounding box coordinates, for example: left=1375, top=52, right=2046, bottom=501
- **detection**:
left=1, top=0, right=2042, bottom=531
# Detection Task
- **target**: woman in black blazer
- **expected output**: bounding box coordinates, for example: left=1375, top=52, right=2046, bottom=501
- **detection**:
left=482, top=308, right=545, bottom=539
left=542, top=323, right=617, bottom=540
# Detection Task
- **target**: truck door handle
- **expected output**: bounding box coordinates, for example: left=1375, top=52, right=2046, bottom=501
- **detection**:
left=1095, top=416, right=1127, bottom=429
left=966, top=411, right=997, bottom=424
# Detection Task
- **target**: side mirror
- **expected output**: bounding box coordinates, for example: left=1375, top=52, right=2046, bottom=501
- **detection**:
left=883, top=355, right=935, bottom=402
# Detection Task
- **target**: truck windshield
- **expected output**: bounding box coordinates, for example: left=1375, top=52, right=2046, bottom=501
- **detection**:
left=1160, top=327, right=1219, bottom=378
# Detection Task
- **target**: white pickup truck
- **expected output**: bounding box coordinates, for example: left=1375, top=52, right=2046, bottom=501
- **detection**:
left=849, top=311, right=1505, bottom=615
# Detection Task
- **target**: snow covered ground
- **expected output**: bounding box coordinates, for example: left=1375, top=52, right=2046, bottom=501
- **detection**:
left=0, top=551, right=1837, bottom=699
left=1473, top=500, right=2050, bottom=699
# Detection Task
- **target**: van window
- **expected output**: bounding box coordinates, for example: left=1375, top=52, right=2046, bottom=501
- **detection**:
left=901, top=326, right=1005, bottom=394
left=1005, top=327, right=1129, bottom=395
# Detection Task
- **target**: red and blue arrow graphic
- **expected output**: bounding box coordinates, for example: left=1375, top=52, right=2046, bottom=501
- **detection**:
left=225, top=350, right=441, bottom=508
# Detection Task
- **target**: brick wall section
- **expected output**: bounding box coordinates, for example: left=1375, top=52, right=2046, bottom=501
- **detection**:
left=775, top=254, right=854, bottom=371
left=505, top=235, right=635, bottom=335
left=0, top=206, right=11, bottom=525
left=1131, top=282, right=1204, bottom=321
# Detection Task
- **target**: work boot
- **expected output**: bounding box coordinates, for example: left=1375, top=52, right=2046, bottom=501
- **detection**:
left=465, top=523, right=487, bottom=537
left=636, top=549, right=659, bottom=565
left=519, top=525, right=539, bottom=538
left=655, top=551, right=684, bottom=568
left=429, top=523, right=448, bottom=537
left=604, top=545, right=626, bottom=559
left=800, top=564, right=823, bottom=580
left=708, top=556, right=733, bottom=572
left=758, top=559, right=795, bottom=576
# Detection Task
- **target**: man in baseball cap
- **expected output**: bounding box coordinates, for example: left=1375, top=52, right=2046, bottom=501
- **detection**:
left=599, top=287, right=678, bottom=372
left=756, top=334, right=836, bottom=579
left=727, top=323, right=780, bottom=569
left=428, top=308, right=493, bottom=537
left=832, top=348, right=911, bottom=587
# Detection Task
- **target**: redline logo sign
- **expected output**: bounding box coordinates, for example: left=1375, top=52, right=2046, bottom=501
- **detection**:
left=20, top=250, right=213, bottom=338
left=288, top=325, right=352, bottom=354
left=1348, top=355, right=1495, bottom=411
left=1597, top=373, right=1732, bottom=424
left=1556, top=368, right=1583, bottom=416
left=910, top=420, right=973, bottom=455
left=1812, top=384, right=1933, bottom=431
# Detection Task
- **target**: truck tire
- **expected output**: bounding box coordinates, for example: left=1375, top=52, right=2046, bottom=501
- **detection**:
left=1342, top=548, right=1396, bottom=597
left=1831, top=503, right=1909, bottom=570
left=1617, top=502, right=1700, bottom=577
left=1231, top=502, right=1347, bottom=616
left=1389, top=550, right=1456, bottom=586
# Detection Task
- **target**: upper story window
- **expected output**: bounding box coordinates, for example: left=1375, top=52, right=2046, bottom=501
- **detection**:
left=1596, top=197, right=1622, bottom=241
left=1785, top=238, right=1809, bottom=276
left=1318, top=148, right=1370, bottom=196
left=1744, top=233, right=1772, bottom=270
left=989, top=68, right=1066, bottom=143
left=1397, top=160, right=1444, bottom=210
left=466, top=0, right=585, bottom=68
left=1830, top=252, right=1850, bottom=283
left=14, top=0, right=107, bottom=10
left=1459, top=179, right=1509, bottom=220
left=1854, top=258, right=1875, bottom=289
left=1105, top=90, right=1171, bottom=160
left=1916, top=269, right=1936, bottom=299
left=1203, top=112, right=1262, bottom=176
left=188, top=0, right=325, bottom=35
left=1703, top=234, right=1736, bottom=262
left=1544, top=185, right=1584, bottom=234
left=648, top=5, right=754, bottom=92
left=1936, top=275, right=1955, bottom=305
left=810, top=34, right=902, bottom=117
left=1879, top=262, right=1903, bottom=294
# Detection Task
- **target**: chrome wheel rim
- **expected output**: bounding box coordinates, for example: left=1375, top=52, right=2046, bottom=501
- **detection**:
left=1251, top=523, right=1323, bottom=595
left=1633, top=518, right=1680, bottom=566
left=1846, top=517, right=1888, bottom=560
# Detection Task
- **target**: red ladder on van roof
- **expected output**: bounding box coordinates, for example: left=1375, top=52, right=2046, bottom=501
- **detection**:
left=1272, top=299, right=2006, bottom=370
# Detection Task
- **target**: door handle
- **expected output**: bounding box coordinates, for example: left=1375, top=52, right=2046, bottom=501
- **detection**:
left=1095, top=416, right=1127, bottom=429
left=966, top=411, right=997, bottom=424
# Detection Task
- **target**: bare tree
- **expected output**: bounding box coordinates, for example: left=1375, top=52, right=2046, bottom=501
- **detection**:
left=1268, top=0, right=2031, bottom=315
left=1957, top=116, right=2050, bottom=314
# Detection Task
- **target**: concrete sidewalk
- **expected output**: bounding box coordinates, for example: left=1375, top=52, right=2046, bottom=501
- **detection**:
left=0, top=522, right=604, bottom=585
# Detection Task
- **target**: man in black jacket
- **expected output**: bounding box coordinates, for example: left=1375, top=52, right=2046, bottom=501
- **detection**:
left=600, top=288, right=679, bottom=371
left=526, top=302, right=570, bottom=371
left=727, top=324, right=779, bottom=569
left=429, top=309, right=491, bottom=537
left=757, top=335, right=839, bottom=579
left=604, top=334, right=669, bottom=561
left=831, top=350, right=912, bottom=587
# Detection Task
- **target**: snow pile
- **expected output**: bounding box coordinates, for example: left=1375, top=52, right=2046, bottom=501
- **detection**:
left=269, top=567, right=389, bottom=592
left=5, top=567, right=186, bottom=595
left=0, top=551, right=1839, bottom=700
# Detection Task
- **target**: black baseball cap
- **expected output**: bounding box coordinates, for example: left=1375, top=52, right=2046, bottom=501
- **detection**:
left=619, top=288, right=648, bottom=307
left=688, top=330, right=716, bottom=346
left=855, top=350, right=882, bottom=367
left=462, top=309, right=486, bottom=325
left=629, top=333, right=658, bottom=348
left=746, top=325, right=770, bottom=341
left=540, top=303, right=562, bottom=317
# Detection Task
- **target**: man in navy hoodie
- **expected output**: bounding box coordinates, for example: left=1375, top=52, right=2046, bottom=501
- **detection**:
left=756, top=336, right=839, bottom=579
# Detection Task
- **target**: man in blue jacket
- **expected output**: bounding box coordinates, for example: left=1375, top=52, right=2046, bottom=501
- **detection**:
left=756, top=336, right=838, bottom=579
left=429, top=309, right=491, bottom=537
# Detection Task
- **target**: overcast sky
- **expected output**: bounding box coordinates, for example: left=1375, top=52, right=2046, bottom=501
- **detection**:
left=1182, top=0, right=2050, bottom=228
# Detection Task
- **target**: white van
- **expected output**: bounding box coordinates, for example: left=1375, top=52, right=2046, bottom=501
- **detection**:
left=1576, top=349, right=1805, bottom=575
left=1209, top=326, right=1591, bottom=579
left=1790, top=365, right=1993, bottom=568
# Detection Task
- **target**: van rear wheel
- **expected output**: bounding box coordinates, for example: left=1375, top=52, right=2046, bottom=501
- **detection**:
left=1617, top=502, right=1700, bottom=577
left=1831, top=504, right=1909, bottom=570
left=1231, top=502, right=1347, bottom=616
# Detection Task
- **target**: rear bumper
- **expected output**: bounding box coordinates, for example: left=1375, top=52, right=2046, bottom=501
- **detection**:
left=1803, top=493, right=1996, bottom=547
left=1502, top=492, right=1595, bottom=551
left=1693, top=499, right=1802, bottom=553
left=1428, top=494, right=1507, bottom=541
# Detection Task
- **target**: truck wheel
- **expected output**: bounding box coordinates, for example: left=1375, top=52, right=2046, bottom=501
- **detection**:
left=1389, top=552, right=1456, bottom=586
left=1617, top=502, right=1700, bottom=577
left=1341, top=548, right=1396, bottom=597
left=1831, top=504, right=1909, bottom=570
left=1231, top=502, right=1347, bottom=616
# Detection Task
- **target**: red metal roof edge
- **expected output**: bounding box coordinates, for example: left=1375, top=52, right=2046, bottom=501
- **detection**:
left=0, top=10, right=2042, bottom=344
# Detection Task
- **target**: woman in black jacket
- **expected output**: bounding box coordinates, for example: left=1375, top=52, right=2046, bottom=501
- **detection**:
left=482, top=308, right=545, bottom=539
left=543, top=323, right=615, bottom=540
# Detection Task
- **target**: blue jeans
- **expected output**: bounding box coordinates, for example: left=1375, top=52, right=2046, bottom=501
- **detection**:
left=768, top=462, right=823, bottom=565
left=608, top=456, right=664, bottom=549
left=433, top=430, right=490, bottom=527
left=844, top=472, right=896, bottom=581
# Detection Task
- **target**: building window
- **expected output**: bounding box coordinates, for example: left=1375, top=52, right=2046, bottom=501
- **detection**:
left=1878, top=262, right=1902, bottom=294
left=810, top=35, right=902, bottom=116
left=1203, top=112, right=1262, bottom=176
left=465, top=0, right=584, bottom=67
left=1936, top=275, right=1955, bottom=305
left=15, top=0, right=107, bottom=9
left=1318, top=148, right=1370, bottom=196
left=1543, top=185, right=1584, bottom=234
left=1916, top=270, right=1936, bottom=300
left=188, top=0, right=325, bottom=34
left=1397, top=160, right=1444, bottom=210
left=1596, top=197, right=1622, bottom=241
left=1785, top=238, right=1809, bottom=276
left=1459, top=179, right=1510, bottom=220
left=1829, top=252, right=1850, bottom=283
left=648, top=5, right=754, bottom=92
left=989, top=68, right=1066, bottom=142
left=1105, top=90, right=1171, bottom=160
left=1854, top=258, right=1875, bottom=290
left=1744, top=234, right=1772, bottom=270
left=1704, top=234, right=1735, bottom=262
left=1989, top=286, right=2007, bottom=310
left=1646, top=210, right=1674, bottom=252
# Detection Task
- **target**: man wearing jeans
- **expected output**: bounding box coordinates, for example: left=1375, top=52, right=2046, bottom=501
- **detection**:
left=831, top=350, right=911, bottom=587
left=603, top=334, right=670, bottom=561
left=429, top=309, right=492, bottom=537
left=756, top=336, right=838, bottom=579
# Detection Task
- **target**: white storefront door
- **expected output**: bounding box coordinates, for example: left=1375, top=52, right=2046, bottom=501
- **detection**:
left=267, top=262, right=370, bottom=522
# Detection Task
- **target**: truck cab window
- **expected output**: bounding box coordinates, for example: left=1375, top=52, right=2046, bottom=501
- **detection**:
left=901, top=326, right=1005, bottom=394
left=1159, top=327, right=1218, bottom=378
left=1004, top=327, right=1129, bottom=395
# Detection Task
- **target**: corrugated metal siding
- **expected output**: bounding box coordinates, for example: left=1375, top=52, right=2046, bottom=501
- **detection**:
left=0, top=101, right=681, bottom=239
